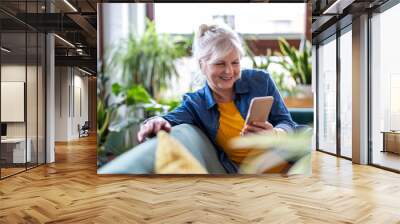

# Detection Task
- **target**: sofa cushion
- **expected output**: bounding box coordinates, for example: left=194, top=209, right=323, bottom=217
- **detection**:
left=288, top=108, right=314, bottom=125
left=155, top=131, right=208, bottom=174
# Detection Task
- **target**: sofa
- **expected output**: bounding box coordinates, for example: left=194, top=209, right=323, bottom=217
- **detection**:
left=288, top=108, right=313, bottom=125
left=98, top=124, right=227, bottom=174
left=98, top=122, right=312, bottom=175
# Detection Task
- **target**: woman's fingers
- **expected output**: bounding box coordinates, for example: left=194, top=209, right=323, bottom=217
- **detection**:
left=154, top=121, right=163, bottom=133
left=244, top=125, right=265, bottom=133
left=137, top=118, right=172, bottom=143
left=137, top=122, right=153, bottom=143
left=241, top=125, right=264, bottom=136
left=154, top=120, right=172, bottom=132
left=162, top=121, right=172, bottom=132
left=251, top=121, right=273, bottom=130
left=241, top=121, right=274, bottom=136
left=137, top=129, right=146, bottom=143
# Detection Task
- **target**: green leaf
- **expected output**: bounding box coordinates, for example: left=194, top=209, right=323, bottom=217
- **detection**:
left=111, top=83, right=122, bottom=95
left=275, top=38, right=311, bottom=85
left=126, top=85, right=152, bottom=105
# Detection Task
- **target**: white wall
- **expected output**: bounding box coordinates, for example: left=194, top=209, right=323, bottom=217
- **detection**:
left=55, top=66, right=68, bottom=141
left=55, top=67, right=89, bottom=141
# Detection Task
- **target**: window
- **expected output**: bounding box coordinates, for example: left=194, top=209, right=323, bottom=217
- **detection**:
left=317, top=36, right=337, bottom=155
left=0, top=1, right=46, bottom=179
left=370, top=3, right=400, bottom=171
left=339, top=28, right=352, bottom=158
left=154, top=3, right=305, bottom=35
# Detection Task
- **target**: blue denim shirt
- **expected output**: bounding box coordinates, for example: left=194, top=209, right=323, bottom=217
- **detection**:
left=162, top=69, right=297, bottom=173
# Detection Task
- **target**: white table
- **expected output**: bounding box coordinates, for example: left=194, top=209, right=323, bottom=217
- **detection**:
left=1, top=138, right=31, bottom=163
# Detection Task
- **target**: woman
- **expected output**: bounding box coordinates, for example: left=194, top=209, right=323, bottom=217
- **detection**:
left=137, top=23, right=297, bottom=173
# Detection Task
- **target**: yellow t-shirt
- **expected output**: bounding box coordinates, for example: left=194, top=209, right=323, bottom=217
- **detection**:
left=216, top=101, right=254, bottom=164
left=216, top=101, right=290, bottom=172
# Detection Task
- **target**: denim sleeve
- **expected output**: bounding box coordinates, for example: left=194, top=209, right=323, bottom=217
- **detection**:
left=161, top=94, right=195, bottom=126
left=264, top=72, right=297, bottom=132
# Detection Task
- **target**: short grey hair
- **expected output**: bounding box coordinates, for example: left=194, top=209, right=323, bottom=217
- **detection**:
left=192, top=23, right=245, bottom=65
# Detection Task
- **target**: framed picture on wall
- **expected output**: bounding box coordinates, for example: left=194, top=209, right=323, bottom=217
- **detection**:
left=1, top=81, right=25, bottom=122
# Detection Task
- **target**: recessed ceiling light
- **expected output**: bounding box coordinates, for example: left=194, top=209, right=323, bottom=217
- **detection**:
left=322, top=0, right=354, bottom=15
left=63, top=0, right=78, bottom=12
left=54, top=34, right=75, bottom=48
left=1, top=47, right=11, bottom=53
left=78, top=67, right=92, bottom=76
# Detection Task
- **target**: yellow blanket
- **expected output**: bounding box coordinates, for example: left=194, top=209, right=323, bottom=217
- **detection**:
left=155, top=131, right=208, bottom=174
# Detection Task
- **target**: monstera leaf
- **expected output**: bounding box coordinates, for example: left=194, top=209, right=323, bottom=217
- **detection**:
left=230, top=130, right=312, bottom=175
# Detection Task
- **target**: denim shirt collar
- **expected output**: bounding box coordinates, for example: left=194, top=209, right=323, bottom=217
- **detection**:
left=204, top=74, right=249, bottom=110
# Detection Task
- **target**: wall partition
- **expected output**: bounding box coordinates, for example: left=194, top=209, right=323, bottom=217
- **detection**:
left=1, top=30, right=28, bottom=177
left=0, top=1, right=46, bottom=179
left=315, top=23, right=353, bottom=160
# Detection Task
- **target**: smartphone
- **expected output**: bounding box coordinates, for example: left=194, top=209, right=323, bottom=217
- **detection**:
left=244, top=96, right=274, bottom=125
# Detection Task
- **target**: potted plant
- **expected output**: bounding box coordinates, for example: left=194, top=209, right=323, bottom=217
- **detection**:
left=97, top=69, right=171, bottom=166
left=97, top=64, right=153, bottom=166
left=98, top=21, right=190, bottom=166
left=275, top=38, right=312, bottom=108
left=245, top=40, right=296, bottom=98
left=108, top=19, right=192, bottom=99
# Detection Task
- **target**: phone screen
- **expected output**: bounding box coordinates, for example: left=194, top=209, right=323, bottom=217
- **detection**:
left=244, top=96, right=274, bottom=125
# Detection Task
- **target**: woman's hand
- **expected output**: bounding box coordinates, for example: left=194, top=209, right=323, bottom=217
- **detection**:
left=241, top=121, right=285, bottom=136
left=137, top=117, right=171, bottom=143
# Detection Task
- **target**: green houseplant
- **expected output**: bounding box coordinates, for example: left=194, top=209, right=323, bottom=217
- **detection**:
left=276, top=38, right=311, bottom=86
left=97, top=73, right=171, bottom=166
left=275, top=38, right=312, bottom=106
left=245, top=40, right=295, bottom=97
left=97, top=64, right=154, bottom=166
left=98, top=21, right=191, bottom=166
left=245, top=37, right=312, bottom=105
left=108, top=19, right=192, bottom=98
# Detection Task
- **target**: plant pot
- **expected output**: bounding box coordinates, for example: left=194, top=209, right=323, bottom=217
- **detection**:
left=295, top=84, right=313, bottom=99
left=284, top=96, right=313, bottom=108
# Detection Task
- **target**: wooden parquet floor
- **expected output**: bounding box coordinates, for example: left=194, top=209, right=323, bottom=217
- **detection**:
left=1, top=135, right=400, bottom=223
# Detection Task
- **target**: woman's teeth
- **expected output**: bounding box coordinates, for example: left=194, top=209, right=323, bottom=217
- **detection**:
left=220, top=76, right=232, bottom=80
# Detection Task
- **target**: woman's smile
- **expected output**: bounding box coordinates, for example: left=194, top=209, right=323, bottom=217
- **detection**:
left=220, top=76, right=233, bottom=81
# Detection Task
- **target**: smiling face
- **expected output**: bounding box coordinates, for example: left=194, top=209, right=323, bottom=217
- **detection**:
left=201, top=49, right=241, bottom=93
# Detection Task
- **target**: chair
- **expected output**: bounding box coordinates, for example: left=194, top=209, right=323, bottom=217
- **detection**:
left=78, top=121, right=90, bottom=138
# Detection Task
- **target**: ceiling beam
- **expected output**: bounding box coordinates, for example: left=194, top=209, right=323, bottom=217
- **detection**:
left=55, top=55, right=96, bottom=72
left=67, top=13, right=97, bottom=43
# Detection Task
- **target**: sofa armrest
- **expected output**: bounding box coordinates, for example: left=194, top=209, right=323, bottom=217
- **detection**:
left=98, top=124, right=226, bottom=174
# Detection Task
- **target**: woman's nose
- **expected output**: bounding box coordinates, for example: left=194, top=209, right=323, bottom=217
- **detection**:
left=225, top=64, right=233, bottom=74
